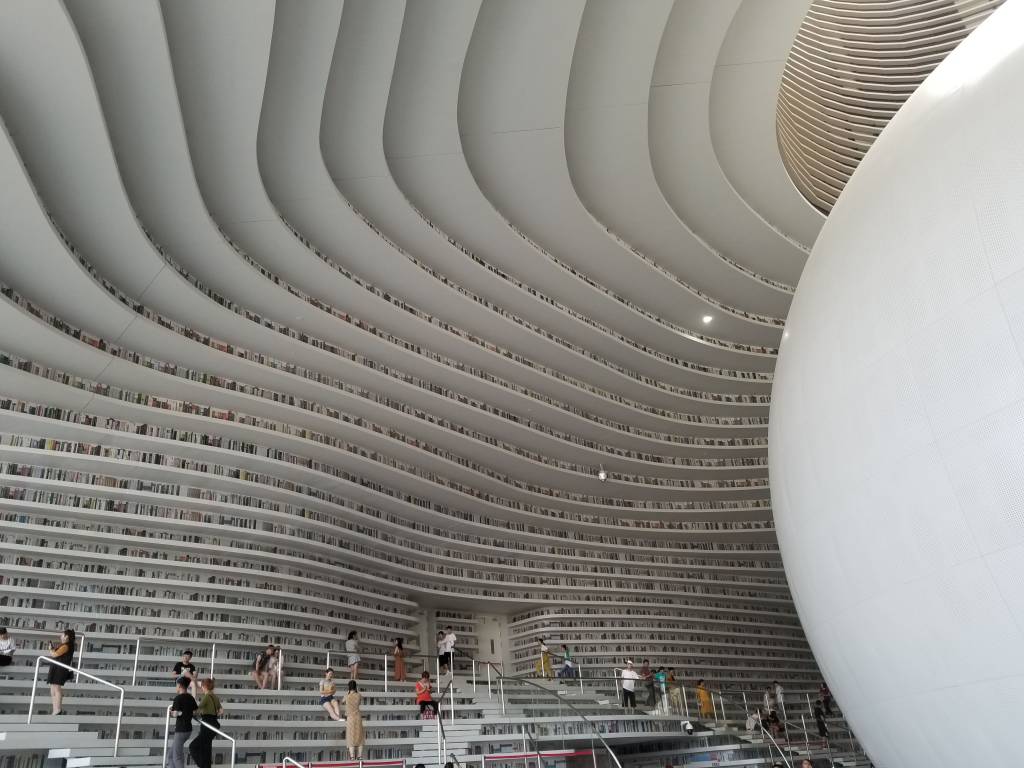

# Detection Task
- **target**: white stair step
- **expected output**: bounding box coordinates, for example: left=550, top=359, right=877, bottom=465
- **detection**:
left=66, top=756, right=164, bottom=767
left=51, top=746, right=153, bottom=758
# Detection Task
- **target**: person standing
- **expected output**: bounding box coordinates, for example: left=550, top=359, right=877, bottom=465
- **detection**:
left=189, top=678, right=224, bottom=768
left=696, top=679, right=713, bottom=718
left=819, top=682, right=833, bottom=716
left=537, top=638, right=553, bottom=679
left=667, top=668, right=683, bottom=714
left=557, top=644, right=575, bottom=679
left=392, top=638, right=406, bottom=682
left=415, top=670, right=439, bottom=719
left=639, top=659, right=655, bottom=707
left=346, top=631, right=361, bottom=680
left=773, top=680, right=785, bottom=718
left=814, top=700, right=829, bottom=739
left=344, top=680, right=365, bottom=760
left=763, top=684, right=777, bottom=714
left=654, top=667, right=668, bottom=713
left=47, top=629, right=76, bottom=715
left=620, top=660, right=639, bottom=710
left=168, top=677, right=197, bottom=768
left=441, top=625, right=457, bottom=675
left=319, top=668, right=342, bottom=721
left=0, top=627, right=15, bottom=667
left=172, top=650, right=198, bottom=697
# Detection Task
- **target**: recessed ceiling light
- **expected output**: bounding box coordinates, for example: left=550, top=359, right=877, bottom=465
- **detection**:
left=702, top=315, right=713, bottom=324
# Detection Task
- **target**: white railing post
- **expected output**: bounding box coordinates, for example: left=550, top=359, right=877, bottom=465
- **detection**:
left=132, top=637, right=141, bottom=687
left=384, top=653, right=388, bottom=693
left=806, top=692, right=813, bottom=716
left=499, top=674, right=506, bottom=715
left=163, top=704, right=172, bottom=768
left=487, top=662, right=492, bottom=698
left=75, top=632, right=85, bottom=683
left=719, top=694, right=726, bottom=722
left=801, top=714, right=810, bottom=755
left=613, top=668, right=621, bottom=705
left=742, top=691, right=748, bottom=714
left=450, top=680, right=455, bottom=721
left=277, top=649, right=283, bottom=691
left=436, top=655, right=440, bottom=684
left=472, top=659, right=476, bottom=693
left=578, top=662, right=583, bottom=696
left=210, top=642, right=216, bottom=679
left=682, top=686, right=689, bottom=718
left=436, top=707, right=442, bottom=767
left=198, top=718, right=235, bottom=768
left=711, top=690, right=719, bottom=722
left=29, top=657, right=124, bottom=756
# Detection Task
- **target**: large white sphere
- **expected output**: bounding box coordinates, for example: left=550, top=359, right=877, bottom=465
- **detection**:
left=770, top=3, right=1024, bottom=766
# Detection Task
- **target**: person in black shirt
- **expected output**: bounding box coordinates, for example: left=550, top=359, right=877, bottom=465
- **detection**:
left=168, top=677, right=197, bottom=768
left=171, top=650, right=197, bottom=697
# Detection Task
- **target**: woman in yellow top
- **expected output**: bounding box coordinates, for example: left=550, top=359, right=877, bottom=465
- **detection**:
left=188, top=678, right=224, bottom=768
left=47, top=628, right=76, bottom=715
left=696, top=678, right=713, bottom=718
left=344, top=680, right=364, bottom=759
left=536, top=638, right=553, bottom=679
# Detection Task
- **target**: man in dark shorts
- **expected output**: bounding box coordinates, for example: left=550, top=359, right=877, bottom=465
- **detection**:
left=171, top=650, right=197, bottom=696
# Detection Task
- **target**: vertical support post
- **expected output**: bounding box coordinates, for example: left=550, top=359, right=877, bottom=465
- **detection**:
left=132, top=637, right=141, bottom=686
left=277, top=649, right=283, bottom=691
left=499, top=676, right=506, bottom=715
left=436, top=706, right=442, bottom=768
left=384, top=653, right=388, bottom=693
left=472, top=659, right=476, bottom=693
left=719, top=694, right=726, bottom=722
left=806, top=693, right=813, bottom=716
left=436, top=655, right=440, bottom=685
left=487, top=662, right=492, bottom=698
left=210, top=643, right=216, bottom=679
left=801, top=714, right=810, bottom=756
left=27, top=657, right=40, bottom=723
left=711, top=690, right=719, bottom=723
left=450, top=680, right=455, bottom=722
left=682, top=686, right=689, bottom=718
left=75, top=632, right=85, bottom=683
left=162, top=704, right=171, bottom=768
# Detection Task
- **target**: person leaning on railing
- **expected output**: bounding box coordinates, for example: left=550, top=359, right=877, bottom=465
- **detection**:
left=47, top=628, right=76, bottom=715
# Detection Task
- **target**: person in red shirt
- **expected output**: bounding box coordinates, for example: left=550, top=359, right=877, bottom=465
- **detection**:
left=415, top=670, right=440, bottom=719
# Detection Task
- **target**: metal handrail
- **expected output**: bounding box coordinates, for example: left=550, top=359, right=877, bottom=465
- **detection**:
left=28, top=656, right=124, bottom=756
left=435, top=678, right=455, bottom=766
left=457, top=651, right=623, bottom=768
left=757, top=719, right=794, bottom=768
left=283, top=758, right=308, bottom=768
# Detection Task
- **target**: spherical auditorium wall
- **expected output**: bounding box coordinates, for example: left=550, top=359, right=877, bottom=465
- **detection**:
left=770, top=3, right=1024, bottom=766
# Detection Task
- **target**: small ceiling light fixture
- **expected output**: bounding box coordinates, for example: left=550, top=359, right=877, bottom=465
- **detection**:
left=702, top=315, right=713, bottom=324
left=597, top=465, right=608, bottom=482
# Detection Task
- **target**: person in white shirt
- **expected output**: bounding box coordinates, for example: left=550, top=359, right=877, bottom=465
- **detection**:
left=0, top=627, right=14, bottom=667
left=620, top=660, right=639, bottom=710
left=439, top=626, right=457, bottom=676
left=773, top=680, right=785, bottom=718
